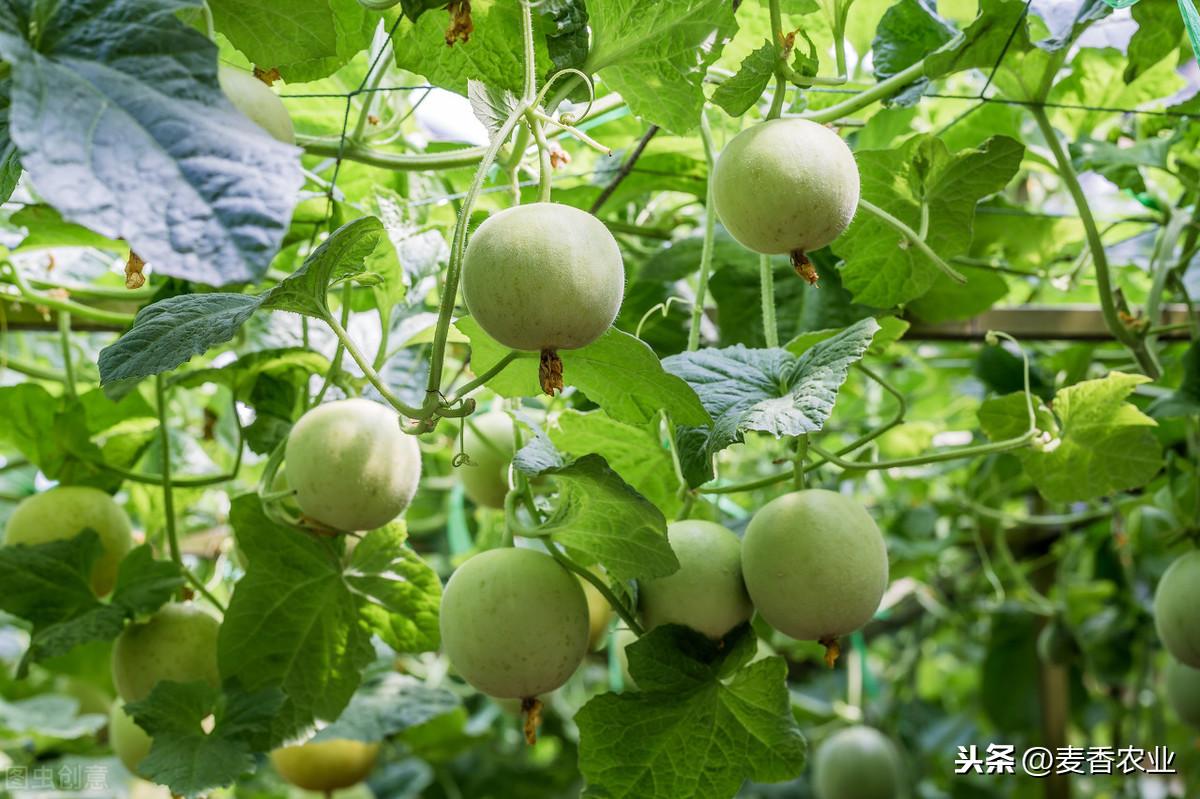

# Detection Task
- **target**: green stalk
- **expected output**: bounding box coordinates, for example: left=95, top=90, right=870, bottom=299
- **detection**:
left=324, top=310, right=423, bottom=417
left=298, top=135, right=488, bottom=171
left=760, top=254, right=779, bottom=348
left=448, top=351, right=524, bottom=401
left=0, top=356, right=67, bottom=383
left=525, top=110, right=553, bottom=203
left=424, top=112, right=529, bottom=396
left=3, top=263, right=136, bottom=326
left=858, top=199, right=966, bottom=283
left=545, top=538, right=645, bottom=637
left=313, top=283, right=352, bottom=406
left=1030, top=106, right=1159, bottom=379
left=57, top=311, right=76, bottom=400
left=155, top=376, right=226, bottom=612
left=799, top=58, right=929, bottom=124
left=688, top=112, right=718, bottom=352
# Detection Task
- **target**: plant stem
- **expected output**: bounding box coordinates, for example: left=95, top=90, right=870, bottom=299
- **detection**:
left=2, top=263, right=136, bottom=326
left=156, top=376, right=224, bottom=611
left=314, top=284, right=352, bottom=406
left=449, top=351, right=523, bottom=401
left=799, top=57, right=930, bottom=124
left=0, top=356, right=67, bottom=383
left=688, top=112, right=718, bottom=352
left=858, top=198, right=966, bottom=283
left=425, top=106, right=527, bottom=401
left=766, top=0, right=787, bottom=119
left=760, top=254, right=779, bottom=348
left=525, top=110, right=553, bottom=203
left=809, top=433, right=1034, bottom=471
left=298, top=135, right=488, bottom=170
left=545, top=538, right=645, bottom=637
left=324, top=311, right=423, bottom=417
left=1030, top=105, right=1159, bottom=379
left=57, top=311, right=76, bottom=400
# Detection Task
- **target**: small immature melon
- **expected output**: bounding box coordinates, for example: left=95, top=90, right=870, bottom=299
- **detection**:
left=711, top=118, right=859, bottom=276
left=4, top=486, right=133, bottom=596
left=638, top=520, right=753, bottom=640
left=814, top=725, right=905, bottom=799
left=1154, top=550, right=1200, bottom=667
left=581, top=574, right=615, bottom=651
left=440, top=547, right=589, bottom=698
left=742, top=489, right=888, bottom=646
left=461, top=203, right=624, bottom=393
left=285, top=398, right=422, bottom=532
left=218, top=65, right=295, bottom=144
left=460, top=411, right=515, bottom=509
left=109, top=703, right=153, bottom=775
left=270, top=738, right=381, bottom=792
left=1166, top=657, right=1200, bottom=728
left=111, top=603, right=221, bottom=702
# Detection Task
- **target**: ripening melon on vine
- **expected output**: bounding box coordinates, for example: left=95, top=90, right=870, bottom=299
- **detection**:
left=711, top=118, right=860, bottom=283
left=741, top=489, right=888, bottom=665
left=459, top=410, right=516, bottom=509
left=1154, top=550, right=1200, bottom=667
left=461, top=202, right=625, bottom=395
left=111, top=603, right=221, bottom=703
left=1166, top=657, right=1200, bottom=728
left=3, top=486, right=133, bottom=596
left=284, top=398, right=422, bottom=532
left=109, top=704, right=153, bottom=776
left=218, top=65, right=295, bottom=144
left=638, top=520, right=753, bottom=640
left=271, top=738, right=381, bottom=792
left=440, top=547, right=590, bottom=699
left=813, top=725, right=905, bottom=799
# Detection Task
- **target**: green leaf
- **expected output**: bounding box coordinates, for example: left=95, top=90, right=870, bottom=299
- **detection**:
left=110, top=545, right=189, bottom=617
left=346, top=524, right=442, bottom=654
left=923, top=0, right=1031, bottom=78
left=209, top=0, right=378, bottom=82
left=871, top=0, right=955, bottom=102
left=576, top=626, right=806, bottom=799
left=314, top=673, right=459, bottom=743
left=0, top=80, right=21, bottom=206
left=0, top=0, right=302, bottom=285
left=834, top=135, right=1024, bottom=307
left=0, top=384, right=155, bottom=490
left=456, top=318, right=711, bottom=427
left=663, top=317, right=879, bottom=475
left=907, top=264, right=1008, bottom=323
left=467, top=80, right=521, bottom=141
left=1149, top=342, right=1200, bottom=418
left=708, top=248, right=872, bottom=347
left=11, top=204, right=124, bottom=251
left=981, top=611, right=1041, bottom=733
left=393, top=1, right=551, bottom=96
left=537, top=0, right=590, bottom=81
left=262, top=216, right=386, bottom=319
left=1125, top=0, right=1185, bottom=83
left=220, top=496, right=436, bottom=740
left=710, top=41, right=777, bottom=117
left=128, top=681, right=285, bottom=797
left=549, top=410, right=683, bottom=517
left=97, top=294, right=265, bottom=387
left=583, top=0, right=737, bottom=133
left=979, top=372, right=1164, bottom=502
left=527, top=454, right=678, bottom=584
left=0, top=695, right=106, bottom=739
left=0, top=537, right=181, bottom=674
left=98, top=217, right=383, bottom=387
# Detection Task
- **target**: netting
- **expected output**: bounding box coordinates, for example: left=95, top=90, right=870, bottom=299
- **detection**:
left=277, top=0, right=1195, bottom=243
